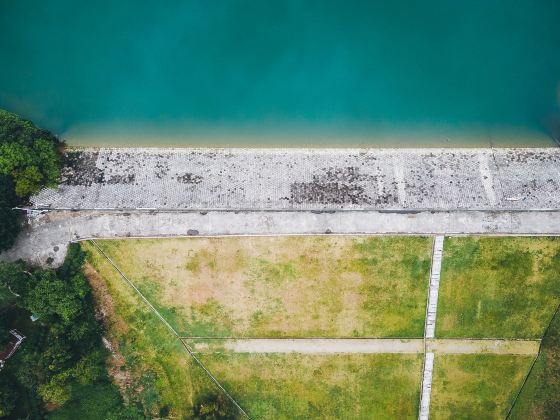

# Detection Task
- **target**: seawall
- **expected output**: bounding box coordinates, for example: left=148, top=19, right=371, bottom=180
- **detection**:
left=3, top=147, right=560, bottom=266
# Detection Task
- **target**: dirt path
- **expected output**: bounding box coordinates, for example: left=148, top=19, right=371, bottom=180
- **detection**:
left=187, top=338, right=540, bottom=355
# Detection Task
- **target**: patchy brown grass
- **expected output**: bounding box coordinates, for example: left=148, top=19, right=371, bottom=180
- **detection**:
left=93, top=235, right=432, bottom=338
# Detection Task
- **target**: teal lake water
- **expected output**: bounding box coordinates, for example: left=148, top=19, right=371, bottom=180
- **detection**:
left=1, top=1, right=559, bottom=147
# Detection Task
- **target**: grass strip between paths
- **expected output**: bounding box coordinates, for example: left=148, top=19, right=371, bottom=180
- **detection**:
left=88, top=239, right=250, bottom=419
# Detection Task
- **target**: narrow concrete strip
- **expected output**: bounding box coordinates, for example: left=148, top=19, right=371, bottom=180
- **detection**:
left=186, top=338, right=540, bottom=355
left=427, top=339, right=540, bottom=355
left=419, top=236, right=444, bottom=420
left=425, top=236, right=444, bottom=339
left=419, top=352, right=434, bottom=420
left=192, top=338, right=424, bottom=354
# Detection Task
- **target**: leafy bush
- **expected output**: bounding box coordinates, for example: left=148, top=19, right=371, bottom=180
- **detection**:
left=193, top=392, right=239, bottom=419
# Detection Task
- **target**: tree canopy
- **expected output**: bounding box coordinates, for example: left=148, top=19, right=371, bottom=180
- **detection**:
left=0, top=109, right=63, bottom=251
left=0, top=174, right=19, bottom=250
left=0, top=109, right=61, bottom=198
left=0, top=244, right=138, bottom=418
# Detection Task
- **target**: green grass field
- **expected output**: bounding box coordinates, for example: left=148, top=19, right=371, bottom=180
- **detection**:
left=85, top=236, right=432, bottom=338
left=81, top=236, right=558, bottom=418
left=430, top=354, right=534, bottom=419
left=84, top=239, right=425, bottom=418
left=437, top=237, right=560, bottom=339
left=84, top=251, right=218, bottom=418
left=509, top=305, right=560, bottom=419
left=198, top=353, right=423, bottom=419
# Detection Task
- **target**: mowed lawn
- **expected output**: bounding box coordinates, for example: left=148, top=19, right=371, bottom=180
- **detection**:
left=437, top=237, right=560, bottom=339
left=430, top=354, right=533, bottom=419
left=85, top=236, right=432, bottom=338
left=198, top=353, right=423, bottom=419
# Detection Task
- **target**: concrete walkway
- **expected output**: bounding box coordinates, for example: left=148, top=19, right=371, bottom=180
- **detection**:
left=187, top=338, right=540, bottom=355
left=3, top=210, right=560, bottom=267
left=426, top=236, right=444, bottom=338
left=420, top=236, right=444, bottom=420
left=419, top=352, right=435, bottom=420
left=31, top=148, right=560, bottom=211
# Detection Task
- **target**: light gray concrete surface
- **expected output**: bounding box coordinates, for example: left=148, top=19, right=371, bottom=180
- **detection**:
left=188, top=338, right=539, bottom=355
left=419, top=352, right=435, bottom=420
left=196, top=338, right=424, bottom=354
left=425, top=236, right=444, bottom=339
left=2, top=210, right=560, bottom=267
left=4, top=147, right=560, bottom=267
left=31, top=147, right=560, bottom=211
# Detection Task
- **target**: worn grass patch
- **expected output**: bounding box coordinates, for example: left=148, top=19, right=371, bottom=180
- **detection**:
left=83, top=243, right=220, bottom=418
left=197, top=353, right=423, bottom=419
left=430, top=354, right=533, bottom=419
left=437, top=237, right=560, bottom=338
left=91, top=236, right=431, bottom=338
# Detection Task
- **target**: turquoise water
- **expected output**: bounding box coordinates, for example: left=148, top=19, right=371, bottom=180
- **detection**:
left=1, top=1, right=559, bottom=147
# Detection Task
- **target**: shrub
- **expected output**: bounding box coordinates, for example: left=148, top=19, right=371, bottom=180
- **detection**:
left=193, top=392, right=239, bottom=419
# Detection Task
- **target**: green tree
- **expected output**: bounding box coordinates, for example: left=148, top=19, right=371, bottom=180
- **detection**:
left=0, top=117, right=61, bottom=197
left=0, top=377, right=16, bottom=417
left=23, top=270, right=83, bottom=323
left=0, top=322, right=9, bottom=348
left=0, top=174, right=20, bottom=251
left=0, top=244, right=134, bottom=418
left=38, top=371, right=73, bottom=406
left=0, top=109, right=62, bottom=251
left=0, top=259, right=28, bottom=295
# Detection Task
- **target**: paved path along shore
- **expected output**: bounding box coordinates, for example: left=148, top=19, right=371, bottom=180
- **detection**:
left=3, top=209, right=560, bottom=266
left=31, top=147, right=560, bottom=211
left=3, top=147, right=560, bottom=266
